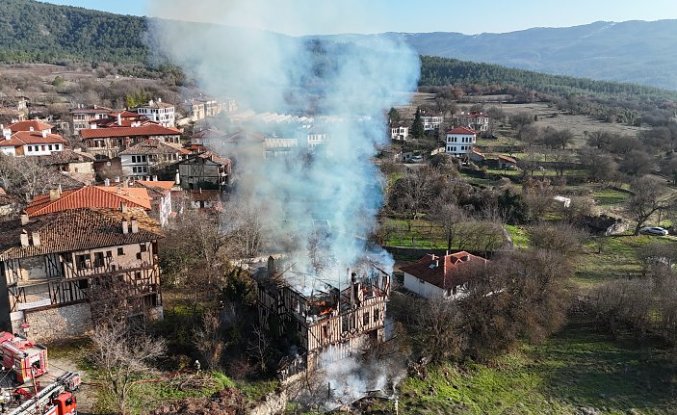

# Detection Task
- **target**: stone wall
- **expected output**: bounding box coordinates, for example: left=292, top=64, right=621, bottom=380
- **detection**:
left=246, top=389, right=287, bottom=415
left=17, top=303, right=93, bottom=342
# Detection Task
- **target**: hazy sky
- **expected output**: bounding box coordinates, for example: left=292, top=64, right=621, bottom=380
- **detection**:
left=42, top=0, right=677, bottom=35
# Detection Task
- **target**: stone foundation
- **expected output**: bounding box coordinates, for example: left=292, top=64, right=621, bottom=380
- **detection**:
left=13, top=303, right=93, bottom=342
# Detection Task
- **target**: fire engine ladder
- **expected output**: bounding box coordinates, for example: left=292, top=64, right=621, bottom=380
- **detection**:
left=7, top=372, right=77, bottom=415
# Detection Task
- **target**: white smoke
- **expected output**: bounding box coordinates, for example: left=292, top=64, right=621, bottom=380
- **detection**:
left=148, top=1, right=418, bottom=286
left=148, top=3, right=417, bottom=405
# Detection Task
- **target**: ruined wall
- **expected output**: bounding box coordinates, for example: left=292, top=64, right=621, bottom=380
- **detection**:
left=15, top=303, right=93, bottom=342
left=245, top=389, right=287, bottom=415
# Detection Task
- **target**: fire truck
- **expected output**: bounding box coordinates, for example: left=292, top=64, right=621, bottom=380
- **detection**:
left=0, top=372, right=80, bottom=415
left=0, top=332, right=80, bottom=415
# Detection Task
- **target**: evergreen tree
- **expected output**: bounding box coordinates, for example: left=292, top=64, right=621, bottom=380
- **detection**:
left=411, top=107, right=425, bottom=138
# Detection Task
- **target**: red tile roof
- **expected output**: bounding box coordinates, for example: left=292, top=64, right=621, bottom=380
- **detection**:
left=118, top=139, right=183, bottom=156
left=400, top=251, right=488, bottom=290
left=498, top=155, right=517, bottom=164
left=446, top=127, right=477, bottom=135
left=0, top=131, right=67, bottom=147
left=8, top=120, right=53, bottom=133
left=79, top=124, right=181, bottom=139
left=26, top=186, right=151, bottom=217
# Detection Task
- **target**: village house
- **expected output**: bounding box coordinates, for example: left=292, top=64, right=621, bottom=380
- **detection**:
left=0, top=186, right=162, bottom=341
left=181, top=98, right=225, bottom=123
left=115, top=180, right=175, bottom=227
left=0, top=121, right=68, bottom=157
left=391, top=124, right=409, bottom=141
left=401, top=251, right=488, bottom=300
left=175, top=152, right=232, bottom=190
left=173, top=189, right=224, bottom=212
left=79, top=124, right=182, bottom=159
left=118, top=139, right=188, bottom=180
left=254, top=257, right=391, bottom=380
left=134, top=99, right=176, bottom=128
left=0, top=99, right=28, bottom=124
left=70, top=105, right=112, bottom=134
left=456, top=111, right=490, bottom=132
left=445, top=126, right=477, bottom=158
left=421, top=114, right=444, bottom=131
left=37, top=148, right=96, bottom=177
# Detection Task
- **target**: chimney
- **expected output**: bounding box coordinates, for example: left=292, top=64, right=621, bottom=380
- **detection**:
left=29, top=127, right=34, bottom=132
left=121, top=220, right=128, bottom=234
left=114, top=176, right=120, bottom=183
left=41, top=131, right=47, bottom=138
left=120, top=202, right=127, bottom=213
left=157, top=98, right=162, bottom=103
left=20, top=213, right=29, bottom=225
left=153, top=175, right=158, bottom=181
left=49, top=189, right=61, bottom=201
left=175, top=170, right=180, bottom=185
left=349, top=270, right=356, bottom=308
left=130, top=219, right=139, bottom=234
left=90, top=123, right=97, bottom=129
left=267, top=256, right=276, bottom=278
left=31, top=232, right=40, bottom=247
left=117, top=113, right=122, bottom=126
left=2, top=128, right=11, bottom=140
left=20, top=230, right=29, bottom=248
left=104, top=178, right=110, bottom=187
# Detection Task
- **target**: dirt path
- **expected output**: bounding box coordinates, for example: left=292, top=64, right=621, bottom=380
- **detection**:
left=48, top=356, right=98, bottom=415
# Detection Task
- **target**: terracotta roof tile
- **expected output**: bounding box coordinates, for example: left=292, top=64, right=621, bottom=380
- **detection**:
left=8, top=120, right=53, bottom=133
left=446, top=127, right=477, bottom=135
left=26, top=186, right=151, bottom=217
left=135, top=181, right=175, bottom=191
left=79, top=124, right=181, bottom=140
left=401, top=251, right=488, bottom=290
left=0, top=131, right=67, bottom=147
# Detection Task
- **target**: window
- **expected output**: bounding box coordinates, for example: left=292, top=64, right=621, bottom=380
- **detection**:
left=374, top=309, right=380, bottom=322
left=76, top=254, right=89, bottom=269
left=93, top=252, right=104, bottom=267
left=27, top=146, right=32, bottom=151
left=106, top=251, right=112, bottom=257
left=140, top=244, right=147, bottom=252
left=55, top=144, right=60, bottom=150
left=48, top=145, right=53, bottom=151
left=41, top=145, right=46, bottom=151
left=135, top=272, right=142, bottom=280
left=363, top=312, right=370, bottom=326
left=117, top=247, right=124, bottom=255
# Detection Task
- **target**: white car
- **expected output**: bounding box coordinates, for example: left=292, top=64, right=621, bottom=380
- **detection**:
left=639, top=226, right=669, bottom=236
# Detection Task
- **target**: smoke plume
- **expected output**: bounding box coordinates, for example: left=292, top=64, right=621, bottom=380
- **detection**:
left=147, top=0, right=418, bottom=293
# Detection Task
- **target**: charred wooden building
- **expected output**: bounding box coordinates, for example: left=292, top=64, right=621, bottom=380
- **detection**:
left=254, top=257, right=391, bottom=379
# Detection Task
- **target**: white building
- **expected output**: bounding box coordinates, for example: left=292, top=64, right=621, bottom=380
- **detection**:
left=445, top=126, right=477, bottom=157
left=0, top=122, right=67, bottom=157
left=135, top=99, right=176, bottom=128
left=456, top=111, right=490, bottom=132
left=119, top=139, right=185, bottom=179
left=391, top=125, right=409, bottom=141
left=421, top=115, right=444, bottom=131
left=401, top=251, right=488, bottom=300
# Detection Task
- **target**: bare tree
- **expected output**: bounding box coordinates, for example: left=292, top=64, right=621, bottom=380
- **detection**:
left=431, top=202, right=466, bottom=252
left=627, top=175, right=671, bottom=235
left=194, top=309, right=224, bottom=370
left=248, top=325, right=271, bottom=373
left=91, top=321, right=166, bottom=415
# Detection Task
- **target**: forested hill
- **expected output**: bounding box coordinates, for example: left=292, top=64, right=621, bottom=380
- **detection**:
left=0, top=0, right=148, bottom=63
left=420, top=56, right=677, bottom=101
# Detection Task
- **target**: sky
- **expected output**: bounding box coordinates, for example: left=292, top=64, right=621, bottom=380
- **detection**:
left=41, top=0, right=677, bottom=36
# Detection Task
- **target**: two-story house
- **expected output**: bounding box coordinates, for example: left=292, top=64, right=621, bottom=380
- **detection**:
left=175, top=152, right=231, bottom=190
left=391, top=125, right=409, bottom=141
left=79, top=124, right=182, bottom=159
left=118, top=139, right=187, bottom=180
left=135, top=99, right=176, bottom=128
left=401, top=251, right=488, bottom=300
left=70, top=105, right=112, bottom=134
left=421, top=114, right=444, bottom=131
left=445, top=126, right=477, bottom=157
left=456, top=111, right=490, bottom=132
left=0, top=186, right=161, bottom=341
left=0, top=122, right=68, bottom=157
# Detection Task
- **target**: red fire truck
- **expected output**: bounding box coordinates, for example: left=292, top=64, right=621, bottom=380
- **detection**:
left=0, top=332, right=48, bottom=384
left=0, top=371, right=80, bottom=415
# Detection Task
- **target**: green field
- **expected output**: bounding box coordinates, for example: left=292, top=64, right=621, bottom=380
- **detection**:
left=398, top=319, right=676, bottom=415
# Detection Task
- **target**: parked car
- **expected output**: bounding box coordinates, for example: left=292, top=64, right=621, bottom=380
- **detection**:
left=639, top=226, right=669, bottom=236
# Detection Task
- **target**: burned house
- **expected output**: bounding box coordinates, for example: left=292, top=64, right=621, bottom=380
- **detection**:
left=254, top=257, right=391, bottom=380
